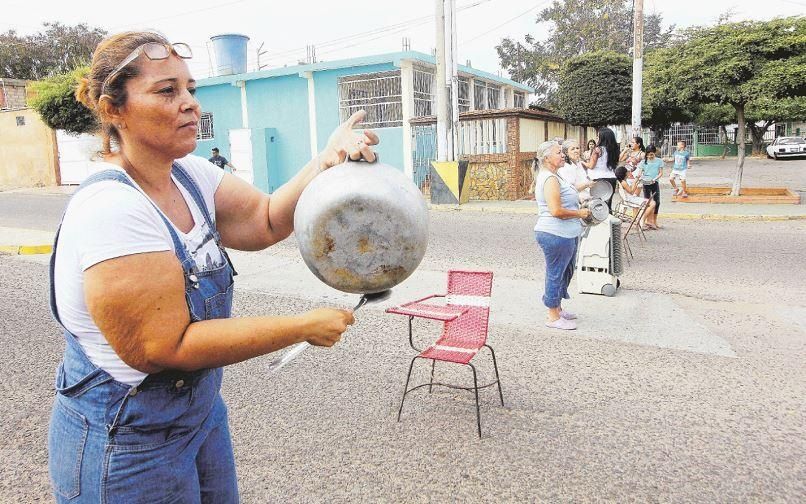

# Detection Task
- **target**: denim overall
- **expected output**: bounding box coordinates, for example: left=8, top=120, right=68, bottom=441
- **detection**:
left=48, top=165, right=239, bottom=503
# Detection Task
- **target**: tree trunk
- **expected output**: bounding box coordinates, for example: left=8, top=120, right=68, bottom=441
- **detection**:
left=731, top=104, right=746, bottom=196
left=747, top=121, right=771, bottom=156
left=720, top=125, right=729, bottom=159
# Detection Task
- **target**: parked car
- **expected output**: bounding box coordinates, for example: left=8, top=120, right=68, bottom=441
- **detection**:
left=766, top=137, right=806, bottom=159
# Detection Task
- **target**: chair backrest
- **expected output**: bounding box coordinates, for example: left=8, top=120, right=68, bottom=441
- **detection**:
left=443, top=270, right=493, bottom=348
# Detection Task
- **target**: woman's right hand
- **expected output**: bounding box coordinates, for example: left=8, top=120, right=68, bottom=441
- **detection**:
left=578, top=208, right=591, bottom=220
left=300, top=308, right=355, bottom=347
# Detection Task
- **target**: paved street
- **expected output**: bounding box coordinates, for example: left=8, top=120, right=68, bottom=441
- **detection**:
left=1, top=168, right=805, bottom=502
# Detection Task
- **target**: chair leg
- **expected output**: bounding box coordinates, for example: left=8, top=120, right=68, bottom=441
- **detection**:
left=468, top=363, right=482, bottom=438
left=398, top=357, right=418, bottom=422
left=485, top=344, right=504, bottom=407
left=428, top=360, right=436, bottom=394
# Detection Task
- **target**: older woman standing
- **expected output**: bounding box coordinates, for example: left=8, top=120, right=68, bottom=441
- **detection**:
left=557, top=139, right=595, bottom=201
left=534, top=141, right=591, bottom=330
left=49, top=31, right=378, bottom=502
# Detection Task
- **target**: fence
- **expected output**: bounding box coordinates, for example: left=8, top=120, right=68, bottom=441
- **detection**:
left=639, top=123, right=776, bottom=157
left=412, top=118, right=509, bottom=193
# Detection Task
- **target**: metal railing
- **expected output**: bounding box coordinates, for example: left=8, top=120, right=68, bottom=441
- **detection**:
left=338, top=71, right=403, bottom=128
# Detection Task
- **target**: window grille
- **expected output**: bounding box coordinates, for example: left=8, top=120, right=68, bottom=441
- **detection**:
left=458, top=77, right=471, bottom=112
left=513, top=91, right=525, bottom=109
left=413, top=67, right=435, bottom=118
left=339, top=71, right=402, bottom=128
left=197, top=112, right=214, bottom=140
left=486, top=83, right=500, bottom=109
left=473, top=81, right=486, bottom=110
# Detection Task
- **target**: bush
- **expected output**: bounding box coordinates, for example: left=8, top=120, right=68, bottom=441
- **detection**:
left=28, top=66, right=97, bottom=135
left=556, top=50, right=632, bottom=127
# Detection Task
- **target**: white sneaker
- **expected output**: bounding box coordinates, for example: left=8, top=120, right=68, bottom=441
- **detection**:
left=546, top=318, right=577, bottom=330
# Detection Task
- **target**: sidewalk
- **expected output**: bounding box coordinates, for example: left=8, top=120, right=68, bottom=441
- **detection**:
left=430, top=198, right=806, bottom=221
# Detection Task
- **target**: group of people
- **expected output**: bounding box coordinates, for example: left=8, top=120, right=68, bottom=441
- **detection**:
left=533, top=127, right=693, bottom=331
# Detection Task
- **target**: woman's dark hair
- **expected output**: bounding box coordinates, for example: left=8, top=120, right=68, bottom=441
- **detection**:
left=645, top=144, right=657, bottom=154
left=615, top=166, right=629, bottom=181
left=633, top=136, right=645, bottom=152
left=76, top=31, right=171, bottom=155
left=597, top=127, right=619, bottom=171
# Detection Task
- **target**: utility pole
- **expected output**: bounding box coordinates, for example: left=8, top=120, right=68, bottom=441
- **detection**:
left=631, top=0, right=644, bottom=139
left=435, top=0, right=459, bottom=162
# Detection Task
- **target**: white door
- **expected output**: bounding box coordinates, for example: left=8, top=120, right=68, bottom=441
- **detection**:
left=56, top=130, right=103, bottom=184
left=228, top=129, right=254, bottom=185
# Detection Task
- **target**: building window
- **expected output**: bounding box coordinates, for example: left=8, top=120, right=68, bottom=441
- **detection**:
left=338, top=71, right=402, bottom=128
left=197, top=112, right=214, bottom=140
left=473, top=81, right=486, bottom=110
left=413, top=67, right=434, bottom=118
left=486, top=83, right=500, bottom=109
left=16, top=116, right=25, bottom=126
left=514, top=91, right=525, bottom=109
left=458, top=77, right=471, bottom=112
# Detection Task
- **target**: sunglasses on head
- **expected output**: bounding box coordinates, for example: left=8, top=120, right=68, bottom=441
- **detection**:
left=101, top=42, right=192, bottom=95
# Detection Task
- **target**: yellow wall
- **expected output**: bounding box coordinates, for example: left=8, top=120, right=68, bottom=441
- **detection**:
left=547, top=120, right=565, bottom=141
left=519, top=118, right=545, bottom=151
left=0, top=109, right=57, bottom=188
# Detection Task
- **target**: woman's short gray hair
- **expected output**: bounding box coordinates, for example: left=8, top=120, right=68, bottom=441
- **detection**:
left=536, top=140, right=559, bottom=166
left=561, top=139, right=579, bottom=159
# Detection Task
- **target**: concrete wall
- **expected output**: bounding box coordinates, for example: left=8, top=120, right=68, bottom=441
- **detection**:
left=192, top=62, right=407, bottom=192
left=519, top=118, right=545, bottom=151
left=192, top=83, right=243, bottom=163
left=311, top=63, right=404, bottom=169
left=0, top=109, right=57, bottom=188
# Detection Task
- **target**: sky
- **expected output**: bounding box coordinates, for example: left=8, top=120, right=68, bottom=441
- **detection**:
left=4, top=0, right=804, bottom=80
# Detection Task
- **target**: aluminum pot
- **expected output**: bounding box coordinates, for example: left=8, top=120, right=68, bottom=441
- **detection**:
left=293, top=159, right=429, bottom=294
left=580, top=197, right=610, bottom=226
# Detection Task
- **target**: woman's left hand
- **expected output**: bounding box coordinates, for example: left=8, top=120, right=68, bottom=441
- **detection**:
left=319, top=110, right=380, bottom=170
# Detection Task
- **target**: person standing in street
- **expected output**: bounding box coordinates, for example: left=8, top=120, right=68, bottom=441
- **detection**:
left=49, top=30, right=379, bottom=503
left=209, top=147, right=236, bottom=173
left=581, top=127, right=619, bottom=210
left=534, top=140, right=591, bottom=331
left=639, top=144, right=663, bottom=229
left=670, top=140, right=692, bottom=197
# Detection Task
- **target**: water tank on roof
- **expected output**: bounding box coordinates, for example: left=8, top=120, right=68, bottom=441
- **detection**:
left=210, top=34, right=250, bottom=76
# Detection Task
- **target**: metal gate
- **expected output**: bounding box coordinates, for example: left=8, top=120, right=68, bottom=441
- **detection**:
left=412, top=124, right=436, bottom=194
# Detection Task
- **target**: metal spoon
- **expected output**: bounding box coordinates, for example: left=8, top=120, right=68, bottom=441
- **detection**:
left=266, top=290, right=392, bottom=374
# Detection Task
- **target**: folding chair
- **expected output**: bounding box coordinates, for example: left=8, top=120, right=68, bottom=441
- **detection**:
left=386, top=270, right=503, bottom=438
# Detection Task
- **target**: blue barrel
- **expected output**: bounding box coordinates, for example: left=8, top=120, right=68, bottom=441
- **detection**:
left=210, top=34, right=250, bottom=76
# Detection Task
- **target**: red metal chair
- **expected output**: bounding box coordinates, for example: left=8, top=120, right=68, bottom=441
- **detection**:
left=386, top=270, right=503, bottom=437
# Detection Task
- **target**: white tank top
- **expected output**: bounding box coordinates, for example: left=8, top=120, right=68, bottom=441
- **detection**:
left=589, top=148, right=616, bottom=180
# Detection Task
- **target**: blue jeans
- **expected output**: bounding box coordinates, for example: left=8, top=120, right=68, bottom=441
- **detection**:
left=535, top=231, right=578, bottom=309
left=48, top=166, right=239, bottom=502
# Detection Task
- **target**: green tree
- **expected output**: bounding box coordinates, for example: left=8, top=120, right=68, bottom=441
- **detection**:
left=0, top=23, right=106, bottom=80
left=556, top=51, right=632, bottom=127
left=496, top=0, right=673, bottom=106
left=642, top=45, right=695, bottom=151
left=657, top=17, right=806, bottom=195
left=745, top=97, right=806, bottom=155
left=29, top=66, right=98, bottom=135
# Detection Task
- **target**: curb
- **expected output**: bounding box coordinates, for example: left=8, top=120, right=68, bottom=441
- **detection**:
left=0, top=244, right=53, bottom=255
left=427, top=204, right=806, bottom=221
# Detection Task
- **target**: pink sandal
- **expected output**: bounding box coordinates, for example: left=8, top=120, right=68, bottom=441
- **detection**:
left=546, top=318, right=577, bottom=330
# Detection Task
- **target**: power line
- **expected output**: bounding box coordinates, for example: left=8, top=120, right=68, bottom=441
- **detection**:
left=109, top=0, right=251, bottom=30
left=462, top=0, right=549, bottom=44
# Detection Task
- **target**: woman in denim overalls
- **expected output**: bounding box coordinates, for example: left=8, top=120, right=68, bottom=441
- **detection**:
left=49, top=31, right=379, bottom=503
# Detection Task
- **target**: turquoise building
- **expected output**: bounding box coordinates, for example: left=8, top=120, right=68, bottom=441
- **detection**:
left=192, top=51, right=532, bottom=192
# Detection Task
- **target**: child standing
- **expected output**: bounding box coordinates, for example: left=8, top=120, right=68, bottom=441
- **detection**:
left=639, top=144, right=663, bottom=229
left=670, top=140, right=691, bottom=198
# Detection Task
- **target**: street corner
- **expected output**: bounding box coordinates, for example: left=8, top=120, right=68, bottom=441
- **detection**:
left=0, top=227, right=56, bottom=256
left=0, top=244, right=53, bottom=255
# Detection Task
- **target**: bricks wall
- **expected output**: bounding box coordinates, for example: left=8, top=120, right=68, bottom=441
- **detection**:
left=0, top=82, right=28, bottom=110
